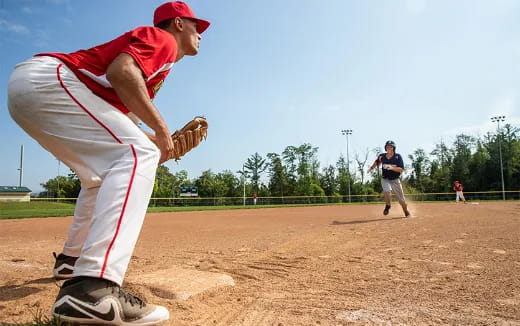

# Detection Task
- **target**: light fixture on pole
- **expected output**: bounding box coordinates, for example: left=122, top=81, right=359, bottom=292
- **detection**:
left=490, top=116, right=506, bottom=200
left=341, top=129, right=353, bottom=203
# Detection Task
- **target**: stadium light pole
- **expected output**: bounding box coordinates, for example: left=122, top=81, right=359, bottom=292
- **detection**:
left=57, top=159, right=61, bottom=199
left=18, top=145, right=24, bottom=187
left=242, top=164, right=246, bottom=206
left=491, top=116, right=506, bottom=200
left=341, top=129, right=352, bottom=203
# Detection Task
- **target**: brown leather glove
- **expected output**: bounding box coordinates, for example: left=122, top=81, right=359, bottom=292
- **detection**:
left=170, top=116, right=208, bottom=161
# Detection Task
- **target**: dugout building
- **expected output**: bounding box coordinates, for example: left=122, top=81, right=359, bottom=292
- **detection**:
left=0, top=186, right=32, bottom=202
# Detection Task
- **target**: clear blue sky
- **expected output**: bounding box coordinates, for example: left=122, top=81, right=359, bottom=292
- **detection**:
left=1, top=0, right=519, bottom=193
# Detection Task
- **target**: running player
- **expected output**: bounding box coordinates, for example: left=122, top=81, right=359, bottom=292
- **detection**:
left=368, top=140, right=411, bottom=218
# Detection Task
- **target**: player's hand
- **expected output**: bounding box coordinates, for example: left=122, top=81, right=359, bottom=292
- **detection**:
left=154, top=129, right=175, bottom=164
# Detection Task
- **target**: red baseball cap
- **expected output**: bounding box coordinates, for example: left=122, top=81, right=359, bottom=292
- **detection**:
left=153, top=1, right=210, bottom=34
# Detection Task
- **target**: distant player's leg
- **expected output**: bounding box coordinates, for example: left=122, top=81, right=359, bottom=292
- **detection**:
left=456, top=192, right=460, bottom=203
left=381, top=179, right=392, bottom=215
left=391, top=179, right=410, bottom=217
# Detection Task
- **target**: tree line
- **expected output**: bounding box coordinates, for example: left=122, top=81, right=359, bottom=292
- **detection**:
left=39, top=124, right=520, bottom=198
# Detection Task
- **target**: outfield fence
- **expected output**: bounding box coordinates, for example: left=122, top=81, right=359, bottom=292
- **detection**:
left=30, top=190, right=520, bottom=207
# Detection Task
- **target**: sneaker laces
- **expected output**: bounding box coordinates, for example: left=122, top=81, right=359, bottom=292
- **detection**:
left=110, top=285, right=146, bottom=308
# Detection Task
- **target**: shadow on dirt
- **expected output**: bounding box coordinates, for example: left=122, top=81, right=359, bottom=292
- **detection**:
left=0, top=277, right=56, bottom=302
left=331, top=217, right=404, bottom=225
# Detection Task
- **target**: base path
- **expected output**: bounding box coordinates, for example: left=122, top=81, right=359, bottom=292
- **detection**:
left=0, top=202, right=519, bottom=325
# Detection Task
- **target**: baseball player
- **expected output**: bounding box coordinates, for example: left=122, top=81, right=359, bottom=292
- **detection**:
left=367, top=140, right=411, bottom=217
left=7, top=2, right=210, bottom=325
left=453, top=180, right=467, bottom=203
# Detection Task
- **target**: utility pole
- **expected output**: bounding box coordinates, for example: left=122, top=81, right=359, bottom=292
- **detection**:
left=341, top=129, right=352, bottom=202
left=491, top=116, right=506, bottom=200
left=18, top=145, right=24, bottom=187
left=242, top=164, right=246, bottom=206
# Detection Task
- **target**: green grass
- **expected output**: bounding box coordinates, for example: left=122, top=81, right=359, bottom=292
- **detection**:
left=0, top=201, right=359, bottom=219
left=0, top=201, right=76, bottom=219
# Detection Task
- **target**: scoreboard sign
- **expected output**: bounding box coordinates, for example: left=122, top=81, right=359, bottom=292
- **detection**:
left=180, top=184, right=198, bottom=197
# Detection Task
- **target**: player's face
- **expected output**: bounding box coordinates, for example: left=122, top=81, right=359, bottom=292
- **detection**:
left=181, top=18, right=201, bottom=56
left=385, top=145, right=394, bottom=153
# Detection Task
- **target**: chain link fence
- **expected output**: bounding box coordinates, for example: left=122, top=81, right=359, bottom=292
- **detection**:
left=31, top=191, right=520, bottom=207
left=148, top=190, right=520, bottom=207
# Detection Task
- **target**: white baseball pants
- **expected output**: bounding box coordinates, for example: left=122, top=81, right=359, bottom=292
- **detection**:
left=8, top=56, right=160, bottom=285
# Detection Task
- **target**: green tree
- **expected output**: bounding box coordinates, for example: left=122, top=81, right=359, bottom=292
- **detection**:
left=195, top=170, right=227, bottom=197
left=336, top=156, right=350, bottom=197
left=153, top=165, right=175, bottom=197
left=266, top=152, right=287, bottom=197
left=294, top=143, right=319, bottom=195
left=319, top=164, right=337, bottom=196
left=243, top=152, right=267, bottom=193
left=282, top=146, right=298, bottom=195
left=408, top=148, right=430, bottom=192
left=40, top=169, right=80, bottom=198
left=452, top=134, right=474, bottom=186
left=216, top=170, right=241, bottom=197
left=429, top=140, right=453, bottom=192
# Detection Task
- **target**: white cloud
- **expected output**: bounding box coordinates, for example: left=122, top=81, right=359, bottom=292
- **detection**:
left=0, top=19, right=29, bottom=34
left=22, top=6, right=33, bottom=14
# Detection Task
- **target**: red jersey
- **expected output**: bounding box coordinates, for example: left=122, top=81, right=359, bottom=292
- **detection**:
left=453, top=183, right=463, bottom=192
left=37, top=26, right=177, bottom=114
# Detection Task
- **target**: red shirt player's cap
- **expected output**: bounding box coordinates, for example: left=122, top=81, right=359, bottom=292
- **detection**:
left=154, top=1, right=210, bottom=34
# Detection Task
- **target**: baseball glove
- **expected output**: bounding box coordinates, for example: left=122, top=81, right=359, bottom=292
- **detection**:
left=171, top=116, right=208, bottom=161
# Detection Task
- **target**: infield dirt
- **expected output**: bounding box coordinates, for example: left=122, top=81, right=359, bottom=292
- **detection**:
left=1, top=202, right=519, bottom=325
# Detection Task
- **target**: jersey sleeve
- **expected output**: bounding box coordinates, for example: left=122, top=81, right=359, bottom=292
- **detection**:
left=122, top=26, right=177, bottom=79
left=396, top=155, right=404, bottom=168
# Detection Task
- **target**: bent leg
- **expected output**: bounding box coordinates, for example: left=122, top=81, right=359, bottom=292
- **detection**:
left=62, top=186, right=100, bottom=257
left=8, top=56, right=160, bottom=285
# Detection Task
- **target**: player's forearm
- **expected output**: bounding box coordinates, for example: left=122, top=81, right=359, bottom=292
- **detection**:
left=368, top=162, right=378, bottom=171
left=107, top=54, right=170, bottom=136
left=392, top=167, right=404, bottom=173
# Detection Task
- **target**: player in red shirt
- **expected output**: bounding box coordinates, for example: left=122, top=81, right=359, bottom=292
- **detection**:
left=453, top=180, right=467, bottom=203
left=7, top=2, right=210, bottom=324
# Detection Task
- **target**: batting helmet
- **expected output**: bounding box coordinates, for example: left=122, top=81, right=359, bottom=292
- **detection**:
left=385, top=140, right=396, bottom=150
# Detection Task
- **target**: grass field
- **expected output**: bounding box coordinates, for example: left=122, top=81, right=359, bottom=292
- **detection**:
left=0, top=202, right=76, bottom=219
left=0, top=201, right=367, bottom=219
